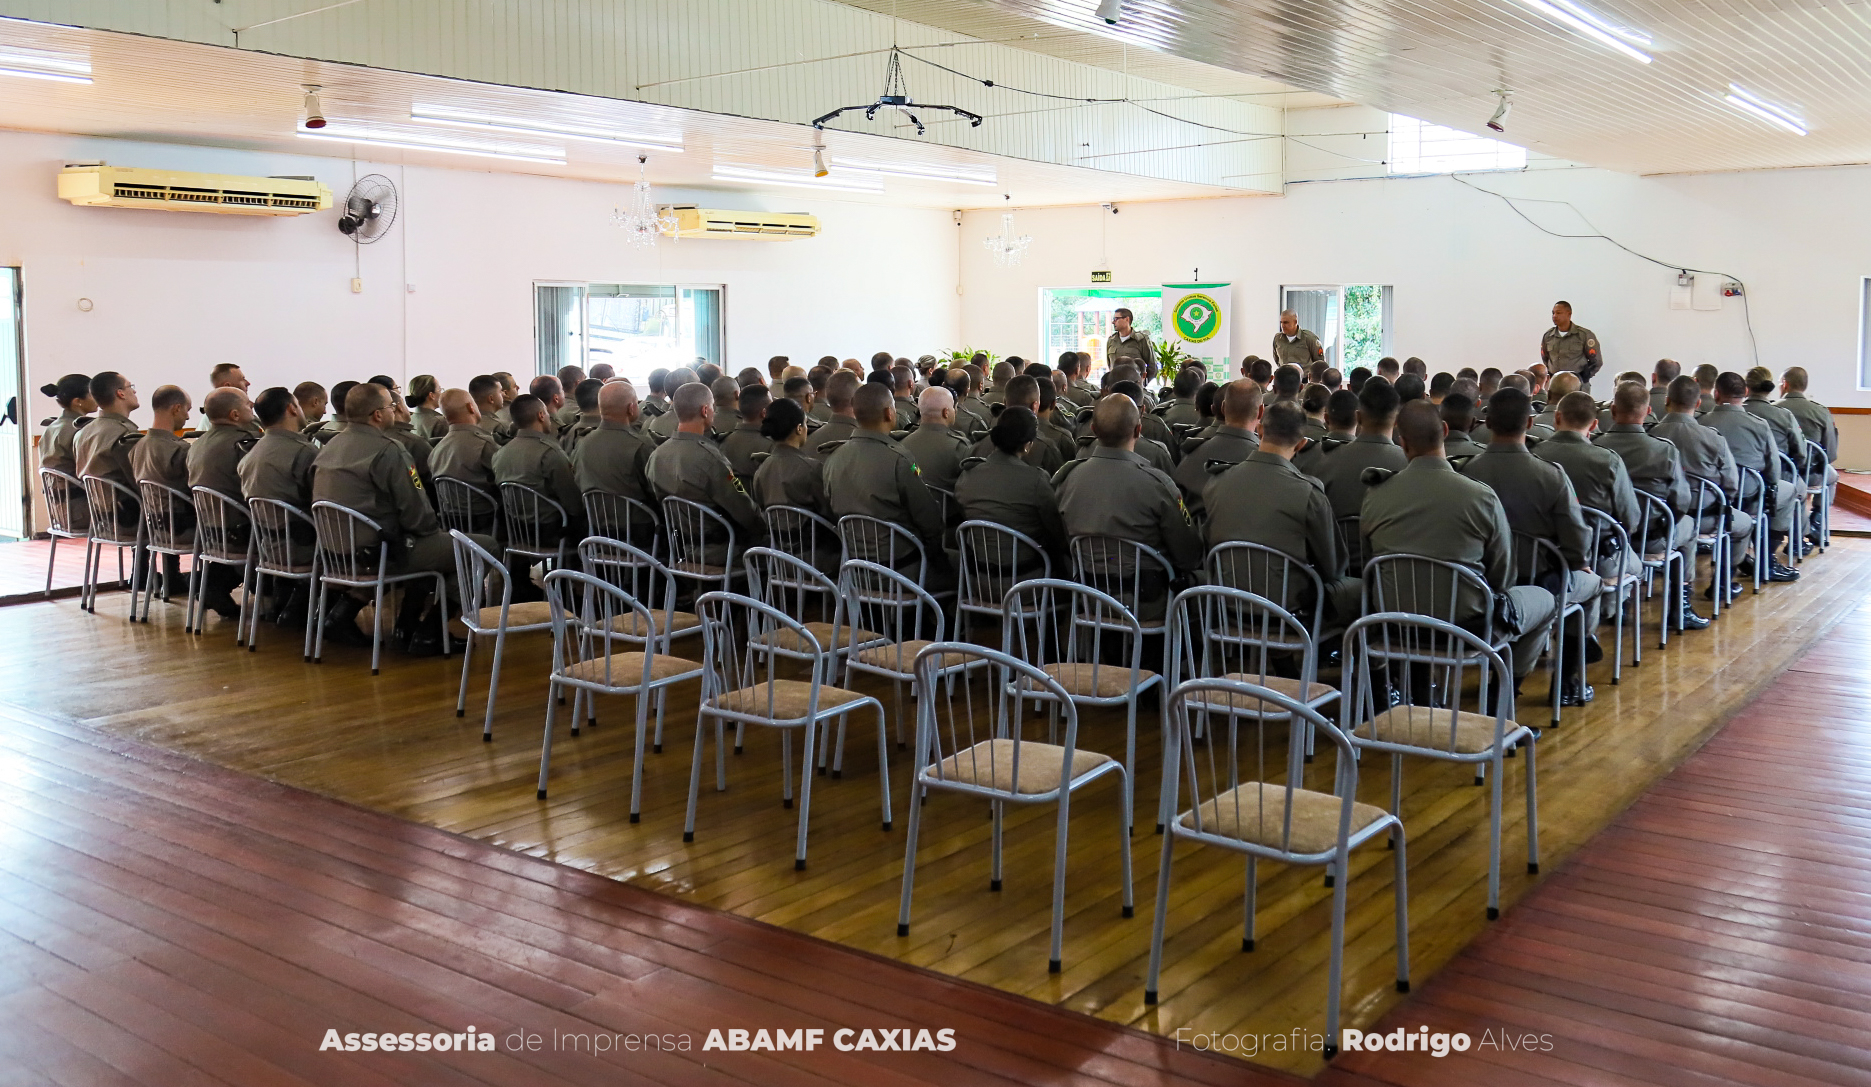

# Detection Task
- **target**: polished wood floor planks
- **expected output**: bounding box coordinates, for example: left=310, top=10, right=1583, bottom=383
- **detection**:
left=2, top=540, right=1866, bottom=1076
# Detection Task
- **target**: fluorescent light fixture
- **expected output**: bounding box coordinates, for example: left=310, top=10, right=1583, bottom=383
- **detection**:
left=712, top=164, right=883, bottom=192
left=0, top=50, right=92, bottom=83
left=410, top=104, right=683, bottom=151
left=1724, top=84, right=1807, bottom=135
left=1512, top=0, right=1651, bottom=62
left=831, top=157, right=997, bottom=186
left=297, top=125, right=566, bottom=164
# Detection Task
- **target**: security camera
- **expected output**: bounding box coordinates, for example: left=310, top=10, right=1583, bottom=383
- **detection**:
left=1095, top=0, right=1123, bottom=24
left=302, top=85, right=326, bottom=130
left=1485, top=92, right=1511, bottom=134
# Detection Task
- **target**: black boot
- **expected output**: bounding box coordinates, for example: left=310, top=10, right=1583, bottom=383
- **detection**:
left=322, top=595, right=372, bottom=648
left=1676, top=585, right=1710, bottom=630
left=1561, top=674, right=1595, bottom=706
left=391, top=589, right=433, bottom=653
left=1766, top=533, right=1800, bottom=582
left=274, top=583, right=309, bottom=628
left=404, top=607, right=446, bottom=658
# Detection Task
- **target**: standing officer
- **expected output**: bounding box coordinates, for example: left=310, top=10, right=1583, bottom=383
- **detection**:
left=1701, top=372, right=1799, bottom=582
left=1204, top=401, right=1359, bottom=624
left=1362, top=401, right=1557, bottom=695
left=1594, top=381, right=1706, bottom=630
left=645, top=382, right=764, bottom=564
left=1272, top=310, right=1325, bottom=369
left=1107, top=308, right=1154, bottom=381
left=899, top=386, right=970, bottom=496
left=1174, top=379, right=1261, bottom=513
left=1460, top=386, right=1601, bottom=705
left=954, top=408, right=1068, bottom=565
left=1540, top=300, right=1603, bottom=392
left=822, top=383, right=950, bottom=587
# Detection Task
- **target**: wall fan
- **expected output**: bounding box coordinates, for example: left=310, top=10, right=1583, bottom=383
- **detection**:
left=337, top=173, right=398, bottom=244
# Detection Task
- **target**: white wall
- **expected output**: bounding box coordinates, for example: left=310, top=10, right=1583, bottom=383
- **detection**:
left=0, top=129, right=960, bottom=421
left=959, top=162, right=1871, bottom=407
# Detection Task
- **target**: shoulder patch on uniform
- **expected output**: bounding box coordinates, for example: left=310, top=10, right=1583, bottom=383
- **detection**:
left=817, top=440, right=847, bottom=455
left=408, top=465, right=424, bottom=491
left=1360, top=467, right=1395, bottom=487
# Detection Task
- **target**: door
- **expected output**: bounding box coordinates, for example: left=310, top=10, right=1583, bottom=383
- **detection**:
left=0, top=269, right=23, bottom=540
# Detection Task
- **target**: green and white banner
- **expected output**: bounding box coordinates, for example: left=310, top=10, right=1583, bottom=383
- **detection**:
left=1161, top=283, right=1231, bottom=383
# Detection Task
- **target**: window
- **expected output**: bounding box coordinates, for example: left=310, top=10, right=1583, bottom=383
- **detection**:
left=1041, top=287, right=1163, bottom=381
left=534, top=282, right=724, bottom=386
left=1388, top=115, right=1526, bottom=175
left=1279, top=284, right=1392, bottom=369
left=1860, top=277, right=1871, bottom=389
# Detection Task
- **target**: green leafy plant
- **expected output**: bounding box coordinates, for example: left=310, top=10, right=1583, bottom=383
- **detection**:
left=946, top=347, right=998, bottom=366
left=1154, top=338, right=1186, bottom=373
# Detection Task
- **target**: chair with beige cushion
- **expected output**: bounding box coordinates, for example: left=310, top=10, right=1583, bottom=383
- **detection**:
left=1001, top=578, right=1162, bottom=836
left=840, top=558, right=989, bottom=754
left=451, top=530, right=555, bottom=741
left=684, top=591, right=890, bottom=870
left=245, top=498, right=319, bottom=660
left=580, top=535, right=702, bottom=752
left=743, top=547, right=883, bottom=769
left=896, top=642, right=1132, bottom=975
left=955, top=520, right=1051, bottom=649
left=536, top=570, right=704, bottom=820
left=837, top=514, right=955, bottom=606
left=1069, top=534, right=1176, bottom=631
left=1342, top=612, right=1539, bottom=920
left=1145, top=678, right=1407, bottom=1058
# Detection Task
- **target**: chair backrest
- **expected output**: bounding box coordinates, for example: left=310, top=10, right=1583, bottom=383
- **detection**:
left=1736, top=465, right=1766, bottom=514
left=956, top=519, right=1051, bottom=619
left=39, top=468, right=86, bottom=537
left=927, top=484, right=957, bottom=525
left=761, top=504, right=837, bottom=571
left=191, top=486, right=251, bottom=562
left=1002, top=577, right=1145, bottom=694
left=500, top=481, right=568, bottom=556
left=1068, top=534, right=1175, bottom=626
left=1805, top=439, right=1829, bottom=483
left=911, top=641, right=1082, bottom=798
left=1689, top=476, right=1727, bottom=536
left=584, top=490, right=660, bottom=553
left=1579, top=507, right=1631, bottom=574
left=434, top=477, right=498, bottom=537
left=838, top=514, right=925, bottom=578
left=694, top=591, right=834, bottom=722
left=1508, top=531, right=1569, bottom=596
left=1336, top=514, right=1363, bottom=573
left=1204, top=541, right=1325, bottom=634
left=1343, top=611, right=1516, bottom=756
left=578, top=535, right=682, bottom=651
left=663, top=496, right=738, bottom=579
left=310, top=500, right=388, bottom=581
left=1166, top=678, right=1359, bottom=858
left=1167, top=585, right=1318, bottom=704
left=449, top=529, right=509, bottom=635
left=1633, top=490, right=1674, bottom=558
left=543, top=568, right=662, bottom=690
left=1776, top=451, right=1802, bottom=494
left=743, top=545, right=840, bottom=630
left=839, top=559, right=944, bottom=673
left=1362, top=552, right=1494, bottom=638
left=248, top=498, right=315, bottom=575
left=137, top=479, right=195, bottom=553
left=81, top=475, right=142, bottom=545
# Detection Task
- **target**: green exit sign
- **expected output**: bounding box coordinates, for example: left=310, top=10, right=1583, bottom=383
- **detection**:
left=1090, top=270, right=1112, bottom=283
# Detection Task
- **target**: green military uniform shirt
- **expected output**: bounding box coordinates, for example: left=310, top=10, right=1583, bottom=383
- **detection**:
left=40, top=409, right=88, bottom=475
left=74, top=413, right=142, bottom=489
left=572, top=420, right=654, bottom=503
left=1594, top=422, right=1690, bottom=518
left=751, top=443, right=829, bottom=515
left=412, top=405, right=445, bottom=441
left=186, top=421, right=254, bottom=501
left=311, top=423, right=437, bottom=548
left=892, top=396, right=921, bottom=430
left=238, top=428, right=318, bottom=508
left=1107, top=330, right=1155, bottom=377
left=1074, top=433, right=1175, bottom=476
left=388, top=421, right=436, bottom=496
left=430, top=424, right=500, bottom=490
left=1460, top=443, right=1592, bottom=567
left=1310, top=433, right=1408, bottom=524
left=1173, top=425, right=1259, bottom=511
left=1292, top=431, right=1353, bottom=476
left=1743, top=395, right=1805, bottom=470
left=1204, top=449, right=1346, bottom=588
left=1699, top=404, right=1780, bottom=493
left=899, top=422, right=970, bottom=495
left=131, top=428, right=190, bottom=493
left=812, top=415, right=858, bottom=454
left=1779, top=392, right=1836, bottom=461
left=1540, top=324, right=1602, bottom=383
left=1271, top=329, right=1324, bottom=368
left=1443, top=428, right=1488, bottom=461
left=1054, top=445, right=1203, bottom=576
left=954, top=450, right=1068, bottom=560
left=1651, top=412, right=1739, bottom=503
left=971, top=429, right=1063, bottom=476
left=645, top=430, right=764, bottom=543
left=1533, top=430, right=1641, bottom=537
left=559, top=410, right=602, bottom=455
left=718, top=421, right=772, bottom=483
left=822, top=430, right=945, bottom=559
left=646, top=407, right=682, bottom=445
left=1361, top=456, right=1515, bottom=624
left=1160, top=399, right=1201, bottom=428
left=806, top=398, right=833, bottom=424
left=492, top=428, right=583, bottom=521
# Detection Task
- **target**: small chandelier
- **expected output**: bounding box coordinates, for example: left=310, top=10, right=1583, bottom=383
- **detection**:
left=613, top=155, right=676, bottom=247
left=984, top=210, right=1031, bottom=266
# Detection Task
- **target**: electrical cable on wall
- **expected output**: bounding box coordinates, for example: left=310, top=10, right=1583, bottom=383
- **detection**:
left=1452, top=174, right=1758, bottom=366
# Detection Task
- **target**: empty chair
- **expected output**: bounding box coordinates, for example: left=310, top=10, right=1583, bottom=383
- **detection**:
left=1001, top=578, right=1163, bottom=835
left=536, top=569, right=704, bottom=819
left=584, top=490, right=661, bottom=555
left=38, top=467, right=87, bottom=599
left=136, top=479, right=198, bottom=627
left=685, top=591, right=890, bottom=870
left=245, top=498, right=320, bottom=660
left=837, top=514, right=954, bottom=603
left=742, top=546, right=877, bottom=693
left=451, top=530, right=554, bottom=741
left=1069, top=534, right=1177, bottom=631
left=1581, top=507, right=1641, bottom=681
left=955, top=520, right=1052, bottom=648
left=1145, top=678, right=1407, bottom=1055
left=1204, top=541, right=1326, bottom=636
left=190, top=486, right=255, bottom=643
left=841, top=558, right=988, bottom=752
left=434, top=477, right=499, bottom=537
left=310, top=500, right=452, bottom=675
left=1342, top=612, right=1539, bottom=919
left=662, top=496, right=743, bottom=604
left=897, top=642, right=1132, bottom=974
left=580, top=535, right=701, bottom=753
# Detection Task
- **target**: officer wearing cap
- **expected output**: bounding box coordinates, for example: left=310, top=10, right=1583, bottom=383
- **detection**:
left=1272, top=310, right=1325, bottom=369
left=1540, top=301, right=1603, bottom=392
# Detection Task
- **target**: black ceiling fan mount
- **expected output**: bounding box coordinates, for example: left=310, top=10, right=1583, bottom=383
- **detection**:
left=811, top=49, right=982, bottom=136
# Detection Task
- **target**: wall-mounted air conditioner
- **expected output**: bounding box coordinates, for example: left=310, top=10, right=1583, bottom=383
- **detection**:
left=57, top=164, right=333, bottom=216
left=661, top=205, right=819, bottom=240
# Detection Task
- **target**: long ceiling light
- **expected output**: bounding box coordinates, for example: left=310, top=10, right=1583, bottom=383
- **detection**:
left=1724, top=85, right=1807, bottom=135
left=1511, top=0, right=1651, bottom=62
left=410, top=104, right=683, bottom=151
left=0, top=50, right=92, bottom=84
left=712, top=164, right=884, bottom=192
left=831, top=157, right=997, bottom=186
left=297, top=124, right=566, bottom=164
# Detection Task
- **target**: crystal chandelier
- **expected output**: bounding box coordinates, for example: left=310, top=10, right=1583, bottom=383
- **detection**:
left=613, top=155, right=676, bottom=247
left=983, top=211, right=1031, bottom=266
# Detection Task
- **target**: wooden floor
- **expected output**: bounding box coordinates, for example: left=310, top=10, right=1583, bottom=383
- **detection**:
left=0, top=704, right=1279, bottom=1087
left=2, top=539, right=1867, bottom=1077
left=1328, top=587, right=1871, bottom=1086
left=0, top=538, right=94, bottom=605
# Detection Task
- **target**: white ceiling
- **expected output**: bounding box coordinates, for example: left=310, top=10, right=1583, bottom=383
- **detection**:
left=964, top=0, right=1871, bottom=175
left=0, top=15, right=1251, bottom=209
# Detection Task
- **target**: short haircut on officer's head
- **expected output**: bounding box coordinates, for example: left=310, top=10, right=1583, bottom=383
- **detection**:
left=330, top=380, right=358, bottom=416
left=826, top=370, right=860, bottom=410
left=853, top=382, right=894, bottom=427
left=1501, top=373, right=1530, bottom=393
left=1612, top=381, right=1649, bottom=417
left=710, top=375, right=740, bottom=406
left=1556, top=391, right=1598, bottom=428
left=647, top=367, right=669, bottom=394
left=1004, top=375, right=1040, bottom=410
left=672, top=382, right=713, bottom=422
left=467, top=374, right=500, bottom=403
left=1715, top=371, right=1748, bottom=399
left=1272, top=364, right=1303, bottom=397
left=1654, top=358, right=1681, bottom=383
left=90, top=371, right=128, bottom=406
left=1174, top=368, right=1203, bottom=398
left=1092, top=393, right=1140, bottom=447
left=1694, top=363, right=1718, bottom=387
left=1395, top=400, right=1445, bottom=452
left=1109, top=380, right=1143, bottom=406
left=1440, top=391, right=1475, bottom=431
left=1547, top=371, right=1580, bottom=399
left=254, top=387, right=295, bottom=427
left=1260, top=401, right=1305, bottom=445
left=1357, top=375, right=1400, bottom=422
left=529, top=375, right=562, bottom=401
left=1394, top=374, right=1426, bottom=403
left=739, top=384, right=770, bottom=418
left=509, top=393, right=546, bottom=429
left=783, top=376, right=811, bottom=401
left=1782, top=365, right=1809, bottom=392
left=1429, top=372, right=1455, bottom=397
left=1220, top=379, right=1261, bottom=425
left=150, top=384, right=189, bottom=413
left=1325, top=389, right=1359, bottom=429
left=345, top=380, right=388, bottom=422
left=1248, top=358, right=1274, bottom=385
left=204, top=388, right=246, bottom=423
left=1485, top=387, right=1533, bottom=435
left=293, top=380, right=326, bottom=405
left=1667, top=374, right=1702, bottom=409
left=574, top=378, right=603, bottom=411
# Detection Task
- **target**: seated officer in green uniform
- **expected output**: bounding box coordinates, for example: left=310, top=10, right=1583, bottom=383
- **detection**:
left=823, top=382, right=951, bottom=589
left=312, top=381, right=497, bottom=655
left=1594, top=380, right=1707, bottom=631
left=646, top=381, right=764, bottom=565
left=955, top=407, right=1068, bottom=568
left=493, top=393, right=586, bottom=596
left=1173, top=379, right=1261, bottom=513
left=899, top=385, right=971, bottom=496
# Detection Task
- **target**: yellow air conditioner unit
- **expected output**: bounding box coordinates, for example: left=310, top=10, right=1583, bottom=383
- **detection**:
left=661, top=205, right=818, bottom=240
left=57, top=164, right=333, bottom=216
